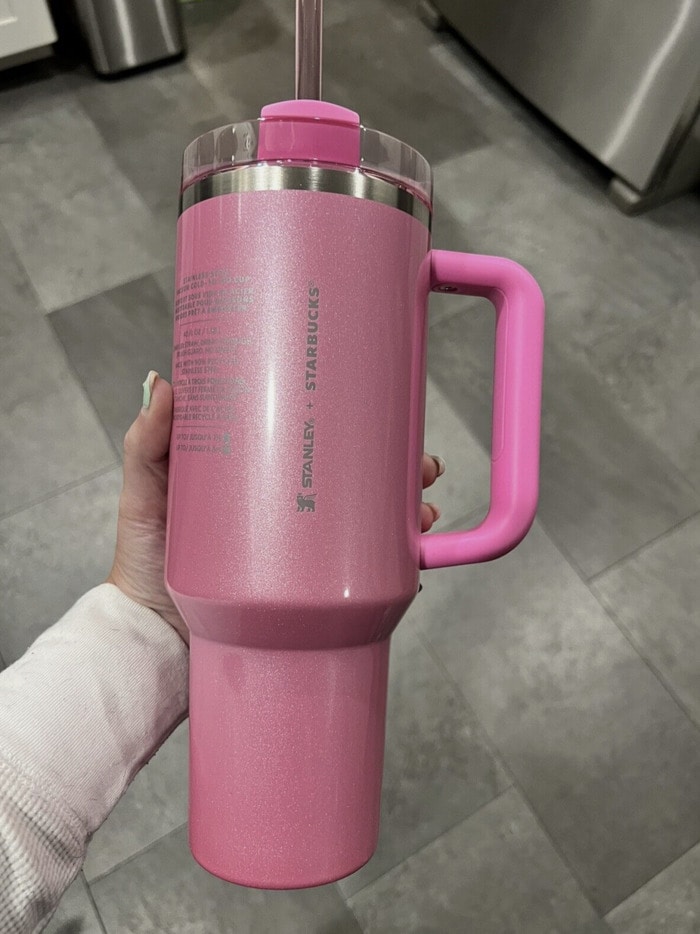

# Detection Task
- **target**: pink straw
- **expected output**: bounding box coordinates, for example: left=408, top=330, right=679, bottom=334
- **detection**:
left=296, top=0, right=323, bottom=99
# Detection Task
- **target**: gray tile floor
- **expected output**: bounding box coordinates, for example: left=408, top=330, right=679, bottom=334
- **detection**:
left=1, top=0, right=699, bottom=931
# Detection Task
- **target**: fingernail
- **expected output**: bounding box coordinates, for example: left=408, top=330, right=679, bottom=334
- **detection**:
left=430, top=455, right=446, bottom=477
left=427, top=502, right=441, bottom=521
left=142, top=370, right=158, bottom=410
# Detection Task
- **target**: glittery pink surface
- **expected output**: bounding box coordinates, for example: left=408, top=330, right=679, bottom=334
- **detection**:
left=168, top=190, right=429, bottom=641
left=167, top=188, right=429, bottom=887
left=189, top=634, right=389, bottom=888
left=166, top=181, right=545, bottom=888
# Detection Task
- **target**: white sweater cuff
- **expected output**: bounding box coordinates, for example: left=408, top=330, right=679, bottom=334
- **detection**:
left=0, top=583, right=189, bottom=837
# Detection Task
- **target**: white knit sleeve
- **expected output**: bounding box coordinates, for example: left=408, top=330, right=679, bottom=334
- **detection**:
left=0, top=584, right=189, bottom=933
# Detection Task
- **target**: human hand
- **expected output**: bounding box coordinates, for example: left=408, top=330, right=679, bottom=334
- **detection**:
left=421, top=453, right=444, bottom=532
left=107, top=372, right=188, bottom=644
left=107, top=372, right=444, bottom=643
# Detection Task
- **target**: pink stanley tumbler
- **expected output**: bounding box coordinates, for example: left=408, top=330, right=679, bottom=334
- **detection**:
left=165, top=96, right=545, bottom=888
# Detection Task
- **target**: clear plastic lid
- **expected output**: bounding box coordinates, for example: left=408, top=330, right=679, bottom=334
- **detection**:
left=181, top=114, right=433, bottom=209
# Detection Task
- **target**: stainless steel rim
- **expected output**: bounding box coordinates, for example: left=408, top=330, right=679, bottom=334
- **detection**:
left=180, top=163, right=431, bottom=228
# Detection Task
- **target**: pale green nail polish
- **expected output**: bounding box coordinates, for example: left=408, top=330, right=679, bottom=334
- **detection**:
left=430, top=455, right=446, bottom=477
left=142, top=370, right=158, bottom=410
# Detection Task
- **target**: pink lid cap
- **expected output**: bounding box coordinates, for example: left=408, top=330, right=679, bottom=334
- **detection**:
left=188, top=634, right=390, bottom=888
left=258, top=99, right=361, bottom=165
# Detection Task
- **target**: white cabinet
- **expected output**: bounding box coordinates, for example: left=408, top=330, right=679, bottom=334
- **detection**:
left=0, top=0, right=57, bottom=69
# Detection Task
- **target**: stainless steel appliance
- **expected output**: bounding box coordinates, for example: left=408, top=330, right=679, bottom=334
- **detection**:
left=422, top=0, right=700, bottom=212
left=74, top=0, right=185, bottom=76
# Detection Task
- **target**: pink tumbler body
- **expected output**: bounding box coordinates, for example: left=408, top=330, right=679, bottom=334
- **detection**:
left=167, top=102, right=544, bottom=891
left=167, top=182, right=431, bottom=886
left=169, top=188, right=430, bottom=646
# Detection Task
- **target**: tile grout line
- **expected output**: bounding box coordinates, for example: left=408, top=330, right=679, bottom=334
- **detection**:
left=0, top=461, right=121, bottom=523
left=589, top=581, right=700, bottom=736
left=152, top=264, right=175, bottom=304
left=342, top=891, right=366, bottom=934
left=46, top=266, right=172, bottom=319
left=413, top=618, right=509, bottom=775
left=424, top=508, right=700, bottom=917
left=0, top=217, right=46, bottom=319
left=427, top=293, right=492, bottom=334
left=428, top=287, right=700, bottom=583
left=587, top=509, right=700, bottom=584
left=602, top=835, right=700, bottom=921
left=46, top=313, right=125, bottom=464
left=582, top=351, right=700, bottom=507
left=532, top=517, right=595, bottom=581
left=539, top=513, right=700, bottom=892
left=536, top=513, right=700, bottom=737
left=80, top=869, right=109, bottom=934
left=427, top=349, right=700, bottom=593
left=5, top=184, right=168, bottom=325
left=342, top=786, right=514, bottom=905
left=583, top=252, right=700, bottom=362
left=87, top=820, right=187, bottom=887
left=415, top=618, right=611, bottom=923
left=44, top=262, right=178, bottom=467
left=340, top=525, right=516, bottom=907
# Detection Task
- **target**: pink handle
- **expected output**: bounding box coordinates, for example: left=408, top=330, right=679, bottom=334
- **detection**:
left=420, top=250, right=545, bottom=569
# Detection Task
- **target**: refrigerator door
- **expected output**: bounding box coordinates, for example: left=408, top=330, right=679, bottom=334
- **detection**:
left=433, top=0, right=700, bottom=191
